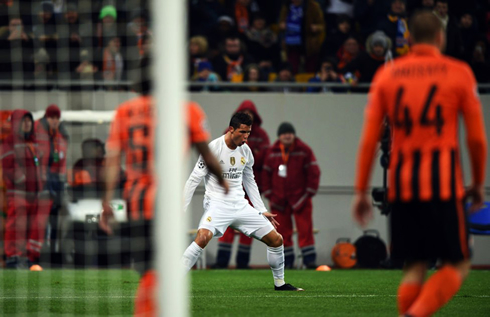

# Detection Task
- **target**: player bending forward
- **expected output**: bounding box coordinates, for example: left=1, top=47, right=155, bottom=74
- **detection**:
left=182, top=112, right=303, bottom=291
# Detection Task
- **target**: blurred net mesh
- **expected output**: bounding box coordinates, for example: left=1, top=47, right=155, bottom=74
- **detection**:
left=0, top=1, right=151, bottom=315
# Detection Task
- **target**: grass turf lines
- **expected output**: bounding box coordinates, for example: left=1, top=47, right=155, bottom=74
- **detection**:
left=0, top=269, right=489, bottom=316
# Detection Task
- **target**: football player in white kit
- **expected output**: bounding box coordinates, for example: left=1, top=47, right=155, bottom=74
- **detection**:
left=182, top=112, right=303, bottom=291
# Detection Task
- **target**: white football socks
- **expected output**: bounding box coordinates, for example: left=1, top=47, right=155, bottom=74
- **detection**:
left=267, top=245, right=285, bottom=287
left=182, top=241, right=203, bottom=273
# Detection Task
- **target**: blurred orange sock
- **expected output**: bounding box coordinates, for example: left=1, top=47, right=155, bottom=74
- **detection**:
left=407, top=266, right=462, bottom=317
left=134, top=270, right=157, bottom=317
left=397, top=282, right=422, bottom=315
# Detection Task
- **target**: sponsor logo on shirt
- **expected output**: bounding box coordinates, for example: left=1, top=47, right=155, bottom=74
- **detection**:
left=198, top=160, right=206, bottom=169
left=223, top=167, right=242, bottom=179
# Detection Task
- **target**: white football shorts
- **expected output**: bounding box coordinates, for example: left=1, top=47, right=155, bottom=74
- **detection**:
left=198, top=196, right=274, bottom=240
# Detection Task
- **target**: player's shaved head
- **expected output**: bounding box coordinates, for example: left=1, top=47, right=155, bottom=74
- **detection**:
left=409, top=10, right=443, bottom=44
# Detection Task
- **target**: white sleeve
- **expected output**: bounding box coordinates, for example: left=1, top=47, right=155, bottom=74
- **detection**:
left=242, top=149, right=267, bottom=213
left=183, top=155, right=208, bottom=212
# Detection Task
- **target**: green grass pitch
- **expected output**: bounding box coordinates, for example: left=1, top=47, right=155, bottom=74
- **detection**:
left=0, top=269, right=489, bottom=316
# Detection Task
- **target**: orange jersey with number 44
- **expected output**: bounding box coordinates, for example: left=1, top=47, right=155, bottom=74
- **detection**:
left=356, top=44, right=487, bottom=202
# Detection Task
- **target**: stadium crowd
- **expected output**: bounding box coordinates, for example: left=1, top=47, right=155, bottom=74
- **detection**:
left=190, top=0, right=490, bottom=91
left=0, top=0, right=150, bottom=87
left=0, top=0, right=488, bottom=91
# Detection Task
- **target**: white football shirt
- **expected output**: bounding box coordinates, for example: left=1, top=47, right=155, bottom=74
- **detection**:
left=184, top=135, right=267, bottom=213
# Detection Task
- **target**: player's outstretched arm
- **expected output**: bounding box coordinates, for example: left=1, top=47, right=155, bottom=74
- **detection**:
left=195, top=141, right=228, bottom=194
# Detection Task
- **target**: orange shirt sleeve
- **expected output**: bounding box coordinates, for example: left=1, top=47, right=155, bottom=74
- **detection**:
left=187, top=102, right=210, bottom=144
left=460, top=65, right=487, bottom=186
left=106, top=107, right=125, bottom=153
left=355, top=69, right=387, bottom=192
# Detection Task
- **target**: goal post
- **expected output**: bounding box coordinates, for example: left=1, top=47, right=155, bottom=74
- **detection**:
left=153, top=0, right=189, bottom=316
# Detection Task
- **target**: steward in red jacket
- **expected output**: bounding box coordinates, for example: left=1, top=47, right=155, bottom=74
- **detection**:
left=0, top=110, right=12, bottom=267
left=215, top=99, right=270, bottom=269
left=262, top=122, right=320, bottom=268
left=34, top=104, right=69, bottom=254
left=34, top=105, right=69, bottom=192
left=2, top=109, right=51, bottom=268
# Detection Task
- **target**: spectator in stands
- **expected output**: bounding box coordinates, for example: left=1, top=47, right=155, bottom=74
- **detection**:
left=244, top=12, right=280, bottom=70
left=377, top=0, right=410, bottom=57
left=189, top=0, right=226, bottom=37
left=257, top=59, right=276, bottom=82
left=421, top=0, right=434, bottom=10
left=433, top=0, right=464, bottom=59
left=459, top=11, right=479, bottom=63
left=237, top=63, right=266, bottom=92
left=0, top=15, right=34, bottom=80
left=233, top=0, right=254, bottom=34
left=191, top=61, right=221, bottom=92
left=342, top=31, right=391, bottom=85
left=279, top=0, right=325, bottom=74
left=126, top=9, right=151, bottom=60
left=470, top=39, right=490, bottom=84
left=211, top=35, right=254, bottom=82
left=207, top=16, right=237, bottom=58
left=1, top=15, right=29, bottom=42
left=189, top=36, right=209, bottom=79
left=58, top=3, right=83, bottom=79
left=270, top=62, right=300, bottom=93
left=353, top=0, right=391, bottom=40
left=320, top=14, right=352, bottom=57
left=337, top=35, right=361, bottom=70
left=102, top=36, right=124, bottom=85
left=32, top=2, right=58, bottom=69
left=324, top=0, right=354, bottom=34
left=95, top=5, right=119, bottom=54
left=51, top=0, right=67, bottom=19
left=306, top=56, right=346, bottom=93
left=34, top=104, right=69, bottom=256
left=33, top=48, right=55, bottom=81
left=262, top=122, right=321, bottom=269
left=75, top=49, right=99, bottom=80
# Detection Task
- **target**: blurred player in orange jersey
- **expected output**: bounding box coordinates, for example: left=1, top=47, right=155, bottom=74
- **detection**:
left=0, top=110, right=12, bottom=267
left=353, top=11, right=487, bottom=317
left=99, top=54, right=228, bottom=317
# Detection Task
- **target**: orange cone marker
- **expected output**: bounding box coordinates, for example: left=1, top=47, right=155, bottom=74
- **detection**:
left=316, top=265, right=331, bottom=271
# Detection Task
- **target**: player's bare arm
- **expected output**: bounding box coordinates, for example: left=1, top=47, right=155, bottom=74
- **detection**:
left=195, top=141, right=229, bottom=194
left=100, top=149, right=121, bottom=235
left=352, top=192, right=373, bottom=228
left=352, top=106, right=385, bottom=227
left=462, top=70, right=487, bottom=212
